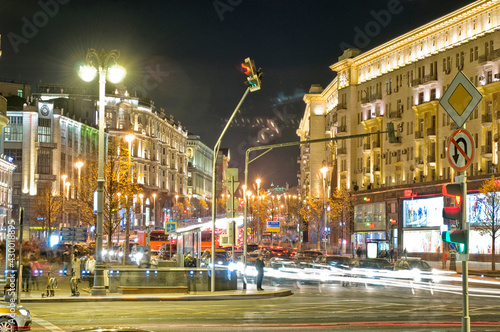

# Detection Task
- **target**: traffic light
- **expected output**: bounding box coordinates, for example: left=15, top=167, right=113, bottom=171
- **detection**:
left=241, top=57, right=262, bottom=92
left=442, top=183, right=464, bottom=223
left=387, top=122, right=396, bottom=143
left=442, top=230, right=468, bottom=253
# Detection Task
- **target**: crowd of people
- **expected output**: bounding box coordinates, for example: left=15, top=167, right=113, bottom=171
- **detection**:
left=0, top=240, right=99, bottom=293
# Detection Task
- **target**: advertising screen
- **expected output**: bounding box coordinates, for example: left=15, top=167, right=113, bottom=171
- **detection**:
left=403, top=196, right=443, bottom=228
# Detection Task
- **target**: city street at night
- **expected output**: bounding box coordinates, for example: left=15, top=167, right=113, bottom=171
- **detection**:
left=2, top=1, right=500, bottom=331
left=24, top=277, right=500, bottom=331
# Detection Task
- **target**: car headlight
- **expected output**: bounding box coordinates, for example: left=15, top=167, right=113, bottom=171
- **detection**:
left=18, top=308, right=29, bottom=316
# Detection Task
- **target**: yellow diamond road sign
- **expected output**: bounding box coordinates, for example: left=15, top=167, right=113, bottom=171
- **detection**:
left=440, top=71, right=482, bottom=128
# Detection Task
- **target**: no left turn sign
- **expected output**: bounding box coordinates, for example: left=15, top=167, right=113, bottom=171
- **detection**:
left=447, top=129, right=474, bottom=172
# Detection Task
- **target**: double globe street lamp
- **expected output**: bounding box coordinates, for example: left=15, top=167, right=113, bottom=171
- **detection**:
left=79, top=48, right=126, bottom=296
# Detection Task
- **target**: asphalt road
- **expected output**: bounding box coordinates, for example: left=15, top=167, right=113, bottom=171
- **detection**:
left=25, top=278, right=500, bottom=332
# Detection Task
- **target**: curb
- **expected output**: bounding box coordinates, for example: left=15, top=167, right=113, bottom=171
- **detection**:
left=17, top=289, right=293, bottom=303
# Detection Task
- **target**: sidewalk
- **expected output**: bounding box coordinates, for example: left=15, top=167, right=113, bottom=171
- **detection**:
left=13, top=277, right=292, bottom=303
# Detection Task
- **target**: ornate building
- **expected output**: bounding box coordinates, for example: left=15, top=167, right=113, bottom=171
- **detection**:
left=298, top=0, right=500, bottom=257
left=3, top=82, right=193, bottom=237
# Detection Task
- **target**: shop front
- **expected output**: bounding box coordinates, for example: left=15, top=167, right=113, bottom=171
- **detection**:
left=402, top=195, right=443, bottom=259
left=353, top=202, right=387, bottom=256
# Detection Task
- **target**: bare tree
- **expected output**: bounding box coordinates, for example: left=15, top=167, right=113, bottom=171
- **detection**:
left=471, top=177, right=500, bottom=271
left=32, top=187, right=62, bottom=244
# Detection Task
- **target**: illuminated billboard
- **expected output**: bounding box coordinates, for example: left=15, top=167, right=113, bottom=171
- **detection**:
left=403, top=196, right=443, bottom=228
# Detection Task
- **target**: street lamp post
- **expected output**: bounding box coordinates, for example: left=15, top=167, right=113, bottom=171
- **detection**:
left=123, top=133, right=135, bottom=265
left=79, top=48, right=126, bottom=296
left=320, top=165, right=328, bottom=255
left=61, top=174, right=68, bottom=227
left=152, top=193, right=156, bottom=229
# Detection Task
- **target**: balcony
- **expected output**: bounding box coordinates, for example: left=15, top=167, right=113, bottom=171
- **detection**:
left=415, top=131, right=424, bottom=141
left=478, top=51, right=500, bottom=65
left=363, top=143, right=371, bottom=153
left=337, top=103, right=348, bottom=111
left=337, top=148, right=347, bottom=155
left=388, top=111, right=402, bottom=119
left=373, top=165, right=381, bottom=173
left=369, top=93, right=383, bottom=103
left=496, top=110, right=500, bottom=123
left=364, top=167, right=371, bottom=176
left=35, top=174, right=57, bottom=182
left=35, top=142, right=57, bottom=149
left=427, top=155, right=436, bottom=165
left=481, top=145, right=493, bottom=158
left=372, top=141, right=381, bottom=150
left=482, top=113, right=493, bottom=127
left=421, top=73, right=438, bottom=85
left=427, top=127, right=436, bottom=138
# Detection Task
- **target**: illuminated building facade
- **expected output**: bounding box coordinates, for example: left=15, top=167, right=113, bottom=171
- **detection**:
left=298, top=0, right=500, bottom=257
left=3, top=83, right=189, bottom=236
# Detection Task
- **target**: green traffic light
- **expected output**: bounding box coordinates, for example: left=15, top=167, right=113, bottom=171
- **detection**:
left=441, top=230, right=468, bottom=254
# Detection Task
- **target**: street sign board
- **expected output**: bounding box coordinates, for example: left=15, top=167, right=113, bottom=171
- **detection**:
left=165, top=222, right=177, bottom=234
left=266, top=221, right=280, bottom=232
left=440, top=71, right=482, bottom=128
left=447, top=129, right=474, bottom=172
left=60, top=227, right=87, bottom=242
left=449, top=243, right=457, bottom=250
left=322, top=229, right=328, bottom=237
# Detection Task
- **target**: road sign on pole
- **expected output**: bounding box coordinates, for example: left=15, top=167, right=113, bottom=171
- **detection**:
left=440, top=71, right=482, bottom=128
left=447, top=129, right=474, bottom=172
left=165, top=222, right=177, bottom=234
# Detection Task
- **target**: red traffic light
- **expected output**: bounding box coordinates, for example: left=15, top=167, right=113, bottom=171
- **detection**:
left=241, top=63, right=251, bottom=75
left=442, top=183, right=464, bottom=222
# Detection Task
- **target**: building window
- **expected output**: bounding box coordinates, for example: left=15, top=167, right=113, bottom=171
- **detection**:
left=68, top=125, right=73, bottom=148
left=4, top=149, right=22, bottom=171
left=5, top=116, right=23, bottom=141
left=17, top=90, right=23, bottom=98
left=38, top=118, right=51, bottom=143
left=37, top=149, right=52, bottom=175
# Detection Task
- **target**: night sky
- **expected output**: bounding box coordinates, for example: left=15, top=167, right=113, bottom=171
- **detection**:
left=0, top=0, right=475, bottom=190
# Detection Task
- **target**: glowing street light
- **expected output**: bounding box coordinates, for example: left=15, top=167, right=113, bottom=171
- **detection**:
left=79, top=48, right=125, bottom=296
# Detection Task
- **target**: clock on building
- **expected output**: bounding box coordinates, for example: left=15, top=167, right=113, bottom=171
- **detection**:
left=40, top=105, right=50, bottom=116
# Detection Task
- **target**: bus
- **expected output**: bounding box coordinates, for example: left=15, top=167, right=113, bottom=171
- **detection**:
left=137, top=230, right=175, bottom=253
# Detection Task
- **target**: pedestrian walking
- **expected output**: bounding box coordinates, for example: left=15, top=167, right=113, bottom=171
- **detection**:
left=85, top=255, right=96, bottom=288
left=356, top=247, right=362, bottom=258
left=62, top=248, right=70, bottom=275
left=22, top=259, right=32, bottom=292
left=389, top=247, right=394, bottom=262
left=72, top=255, right=81, bottom=283
left=255, top=253, right=265, bottom=291
left=201, top=250, right=211, bottom=267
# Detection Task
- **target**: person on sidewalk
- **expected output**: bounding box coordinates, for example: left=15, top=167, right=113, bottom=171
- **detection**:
left=22, top=258, right=32, bottom=292
left=255, top=253, right=265, bottom=291
left=72, top=255, right=81, bottom=283
left=85, top=255, right=96, bottom=288
left=139, top=250, right=151, bottom=268
left=62, top=247, right=70, bottom=275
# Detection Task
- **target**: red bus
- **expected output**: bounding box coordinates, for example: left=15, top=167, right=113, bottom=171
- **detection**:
left=137, top=230, right=175, bottom=253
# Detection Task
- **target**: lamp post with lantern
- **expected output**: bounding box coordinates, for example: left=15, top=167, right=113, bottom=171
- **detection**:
left=123, top=133, right=135, bottom=265
left=320, top=164, right=329, bottom=255
left=79, top=48, right=126, bottom=295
